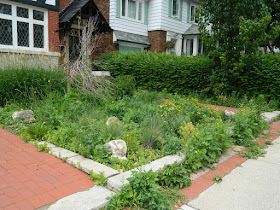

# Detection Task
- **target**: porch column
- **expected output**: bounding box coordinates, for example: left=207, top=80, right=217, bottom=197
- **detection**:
left=193, top=36, right=198, bottom=56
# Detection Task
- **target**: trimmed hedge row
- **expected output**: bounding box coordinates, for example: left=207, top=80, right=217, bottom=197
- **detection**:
left=234, top=53, right=280, bottom=99
left=97, top=51, right=280, bottom=99
left=97, top=52, right=215, bottom=94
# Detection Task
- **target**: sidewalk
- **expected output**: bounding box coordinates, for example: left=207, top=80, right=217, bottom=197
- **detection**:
left=0, top=128, right=94, bottom=209
left=181, top=121, right=280, bottom=210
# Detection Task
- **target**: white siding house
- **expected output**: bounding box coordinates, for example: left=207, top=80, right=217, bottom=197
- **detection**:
left=108, top=0, right=202, bottom=55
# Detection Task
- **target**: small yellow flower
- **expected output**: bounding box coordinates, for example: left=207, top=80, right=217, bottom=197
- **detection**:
left=48, top=80, right=51, bottom=82
left=43, top=122, right=46, bottom=124
left=197, top=112, right=200, bottom=115
left=159, top=137, right=162, bottom=139
left=20, top=109, right=23, bottom=111
left=126, top=134, right=129, bottom=137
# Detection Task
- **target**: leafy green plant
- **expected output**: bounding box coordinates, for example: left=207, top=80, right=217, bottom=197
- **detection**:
left=212, top=174, right=223, bottom=183
left=89, top=171, right=108, bottom=186
left=157, top=163, right=191, bottom=189
left=241, top=144, right=266, bottom=159
left=34, top=142, right=50, bottom=152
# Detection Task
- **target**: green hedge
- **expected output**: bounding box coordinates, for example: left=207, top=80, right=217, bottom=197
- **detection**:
left=234, top=53, right=280, bottom=99
left=98, top=51, right=280, bottom=99
left=97, top=51, right=215, bottom=94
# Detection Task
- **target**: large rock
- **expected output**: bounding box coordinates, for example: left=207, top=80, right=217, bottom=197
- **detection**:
left=12, top=110, right=35, bottom=121
left=106, top=117, right=121, bottom=126
left=104, top=140, right=127, bottom=160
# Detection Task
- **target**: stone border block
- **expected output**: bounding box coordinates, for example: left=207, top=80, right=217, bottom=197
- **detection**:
left=79, top=159, right=119, bottom=178
left=47, top=185, right=115, bottom=210
left=261, top=111, right=280, bottom=123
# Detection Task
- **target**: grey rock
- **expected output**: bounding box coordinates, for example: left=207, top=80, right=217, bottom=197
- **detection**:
left=104, top=140, right=127, bottom=160
left=261, top=111, right=280, bottom=123
left=47, top=185, right=115, bottom=210
left=12, top=110, right=35, bottom=121
left=225, top=110, right=235, bottom=117
left=106, top=117, right=121, bottom=126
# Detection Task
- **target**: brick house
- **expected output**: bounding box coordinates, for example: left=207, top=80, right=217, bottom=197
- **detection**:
left=0, top=0, right=202, bottom=67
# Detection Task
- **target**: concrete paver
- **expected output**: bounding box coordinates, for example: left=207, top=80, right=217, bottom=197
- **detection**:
left=0, top=128, right=94, bottom=209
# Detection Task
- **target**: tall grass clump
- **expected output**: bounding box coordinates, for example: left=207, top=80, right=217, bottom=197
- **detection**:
left=0, top=67, right=66, bottom=106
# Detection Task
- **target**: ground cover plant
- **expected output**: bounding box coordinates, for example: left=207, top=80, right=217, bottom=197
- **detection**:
left=0, top=66, right=271, bottom=209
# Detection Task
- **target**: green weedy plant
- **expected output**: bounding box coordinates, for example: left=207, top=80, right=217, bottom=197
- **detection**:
left=157, top=163, right=191, bottom=189
left=232, top=110, right=268, bottom=146
left=212, top=174, right=223, bottom=183
left=34, top=142, right=50, bottom=152
left=0, top=67, right=66, bottom=106
left=89, top=171, right=108, bottom=186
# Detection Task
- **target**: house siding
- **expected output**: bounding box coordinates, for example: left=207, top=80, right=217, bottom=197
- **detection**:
left=109, top=0, right=148, bottom=36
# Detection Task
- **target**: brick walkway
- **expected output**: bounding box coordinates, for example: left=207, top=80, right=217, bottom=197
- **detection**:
left=0, top=128, right=94, bottom=209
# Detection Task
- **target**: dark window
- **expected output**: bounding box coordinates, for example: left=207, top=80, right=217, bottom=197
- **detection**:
left=0, top=18, right=12, bottom=45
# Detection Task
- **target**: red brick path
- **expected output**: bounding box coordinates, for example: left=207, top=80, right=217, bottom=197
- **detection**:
left=0, top=128, right=94, bottom=209
left=180, top=106, right=280, bottom=204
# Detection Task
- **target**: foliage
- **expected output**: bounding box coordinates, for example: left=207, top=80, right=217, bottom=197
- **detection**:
left=239, top=16, right=280, bottom=54
left=241, top=144, right=266, bottom=159
left=157, top=163, right=191, bottom=189
left=233, top=53, right=280, bottom=100
left=89, top=170, right=108, bottom=186
left=199, top=0, right=268, bottom=63
left=0, top=67, right=66, bottom=106
left=212, top=174, right=223, bottom=183
left=34, top=142, right=50, bottom=152
left=231, top=109, right=269, bottom=146
left=96, top=51, right=215, bottom=94
left=183, top=120, right=233, bottom=172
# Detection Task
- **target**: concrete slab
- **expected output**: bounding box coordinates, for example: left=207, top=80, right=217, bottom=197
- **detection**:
left=187, top=138, right=280, bottom=210
left=50, top=147, right=78, bottom=159
left=79, top=159, right=119, bottom=178
left=47, top=186, right=115, bottom=210
left=261, top=111, right=280, bottom=123
left=107, top=154, right=185, bottom=191
left=179, top=205, right=197, bottom=210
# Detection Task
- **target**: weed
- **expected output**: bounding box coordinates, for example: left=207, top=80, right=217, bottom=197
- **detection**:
left=241, top=144, right=266, bottom=159
left=89, top=171, right=108, bottom=186
left=77, top=162, right=82, bottom=170
left=35, top=142, right=50, bottom=152
left=62, top=157, right=68, bottom=162
left=265, top=140, right=272, bottom=145
left=212, top=174, right=223, bottom=183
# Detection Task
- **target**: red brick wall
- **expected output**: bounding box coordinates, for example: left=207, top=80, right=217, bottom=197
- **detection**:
left=60, top=0, right=72, bottom=11
left=148, top=30, right=167, bottom=53
left=93, top=0, right=110, bottom=23
left=48, top=10, right=60, bottom=52
left=91, top=31, right=118, bottom=59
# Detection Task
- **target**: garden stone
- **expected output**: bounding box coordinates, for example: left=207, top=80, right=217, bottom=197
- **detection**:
left=12, top=110, right=35, bottom=121
left=106, top=117, right=121, bottom=126
left=225, top=110, right=235, bottom=117
left=104, top=140, right=127, bottom=160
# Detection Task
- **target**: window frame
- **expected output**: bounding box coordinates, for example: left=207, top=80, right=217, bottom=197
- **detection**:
left=121, top=0, right=145, bottom=22
left=190, top=4, right=198, bottom=23
left=171, top=0, right=180, bottom=18
left=0, top=0, right=48, bottom=52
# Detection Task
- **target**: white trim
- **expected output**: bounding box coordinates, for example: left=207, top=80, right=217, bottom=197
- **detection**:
left=0, top=47, right=59, bottom=56
left=171, top=0, right=180, bottom=19
left=0, top=0, right=48, bottom=52
left=118, top=41, right=146, bottom=49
